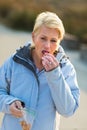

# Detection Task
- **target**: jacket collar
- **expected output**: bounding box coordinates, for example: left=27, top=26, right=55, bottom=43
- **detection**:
left=13, top=43, right=39, bottom=85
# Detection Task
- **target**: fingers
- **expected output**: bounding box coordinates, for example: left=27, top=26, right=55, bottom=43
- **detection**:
left=9, top=100, right=23, bottom=118
left=42, top=53, right=59, bottom=71
left=15, top=100, right=23, bottom=109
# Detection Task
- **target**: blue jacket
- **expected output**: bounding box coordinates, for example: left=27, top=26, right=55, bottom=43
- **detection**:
left=0, top=44, right=80, bottom=130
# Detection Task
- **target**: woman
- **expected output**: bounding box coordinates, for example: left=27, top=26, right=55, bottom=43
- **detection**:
left=0, top=11, right=80, bottom=130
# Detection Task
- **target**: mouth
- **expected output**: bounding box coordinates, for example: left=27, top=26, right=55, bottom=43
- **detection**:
left=42, top=50, right=49, bottom=54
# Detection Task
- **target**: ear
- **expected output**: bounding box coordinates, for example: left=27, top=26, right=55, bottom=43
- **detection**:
left=32, top=32, right=35, bottom=43
left=32, top=32, right=35, bottom=44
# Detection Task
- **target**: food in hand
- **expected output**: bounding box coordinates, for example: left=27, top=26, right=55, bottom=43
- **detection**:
left=20, top=120, right=31, bottom=130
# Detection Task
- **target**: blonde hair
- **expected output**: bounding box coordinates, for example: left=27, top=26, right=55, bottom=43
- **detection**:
left=33, top=11, right=65, bottom=41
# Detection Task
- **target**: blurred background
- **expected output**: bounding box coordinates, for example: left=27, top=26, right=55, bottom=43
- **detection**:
left=0, top=0, right=87, bottom=43
left=0, top=0, right=87, bottom=130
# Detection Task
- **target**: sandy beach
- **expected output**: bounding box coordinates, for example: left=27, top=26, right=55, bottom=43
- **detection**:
left=0, top=25, right=87, bottom=130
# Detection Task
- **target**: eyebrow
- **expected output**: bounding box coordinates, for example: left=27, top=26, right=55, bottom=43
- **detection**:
left=41, top=34, right=57, bottom=40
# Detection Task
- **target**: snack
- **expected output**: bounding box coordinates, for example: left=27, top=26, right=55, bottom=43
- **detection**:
left=20, top=120, right=31, bottom=130
left=19, top=107, right=35, bottom=130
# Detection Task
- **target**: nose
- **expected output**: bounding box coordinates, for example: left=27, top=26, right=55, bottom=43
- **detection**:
left=45, top=41, right=50, bottom=49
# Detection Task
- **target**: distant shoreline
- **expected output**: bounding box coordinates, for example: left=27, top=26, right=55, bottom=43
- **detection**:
left=0, top=24, right=31, bottom=35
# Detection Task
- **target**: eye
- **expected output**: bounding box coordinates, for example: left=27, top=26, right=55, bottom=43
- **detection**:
left=41, top=37, right=46, bottom=40
left=51, top=39, right=57, bottom=43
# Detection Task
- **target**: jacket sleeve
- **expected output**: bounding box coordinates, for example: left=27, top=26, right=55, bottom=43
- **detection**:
left=0, top=57, right=20, bottom=114
left=45, top=47, right=80, bottom=117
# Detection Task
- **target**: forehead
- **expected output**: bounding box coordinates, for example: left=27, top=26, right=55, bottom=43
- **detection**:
left=37, top=25, right=59, bottom=37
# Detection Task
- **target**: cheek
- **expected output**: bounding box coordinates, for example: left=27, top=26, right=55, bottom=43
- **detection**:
left=35, top=37, right=41, bottom=45
left=35, top=39, right=42, bottom=52
left=51, top=44, right=58, bottom=52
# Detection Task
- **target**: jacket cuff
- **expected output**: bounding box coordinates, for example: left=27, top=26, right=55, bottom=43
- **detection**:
left=3, top=97, right=21, bottom=114
left=45, top=66, right=62, bottom=80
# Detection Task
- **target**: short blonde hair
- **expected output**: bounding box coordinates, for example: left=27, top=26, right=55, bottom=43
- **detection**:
left=33, top=11, right=65, bottom=41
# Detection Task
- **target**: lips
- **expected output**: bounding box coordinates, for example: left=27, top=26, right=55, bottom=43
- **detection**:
left=42, top=50, right=49, bottom=54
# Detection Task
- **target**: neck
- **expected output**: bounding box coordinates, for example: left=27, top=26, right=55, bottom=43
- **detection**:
left=32, top=49, right=43, bottom=70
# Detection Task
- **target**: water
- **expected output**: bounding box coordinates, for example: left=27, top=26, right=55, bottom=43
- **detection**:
left=0, top=24, right=31, bottom=35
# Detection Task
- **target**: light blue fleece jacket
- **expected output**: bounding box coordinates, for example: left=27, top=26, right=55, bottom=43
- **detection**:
left=0, top=44, right=80, bottom=130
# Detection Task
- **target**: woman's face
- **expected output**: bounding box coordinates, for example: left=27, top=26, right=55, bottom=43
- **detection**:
left=32, top=25, right=60, bottom=60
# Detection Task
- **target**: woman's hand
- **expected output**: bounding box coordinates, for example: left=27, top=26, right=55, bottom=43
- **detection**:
left=42, top=53, right=59, bottom=71
left=9, top=100, right=23, bottom=118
